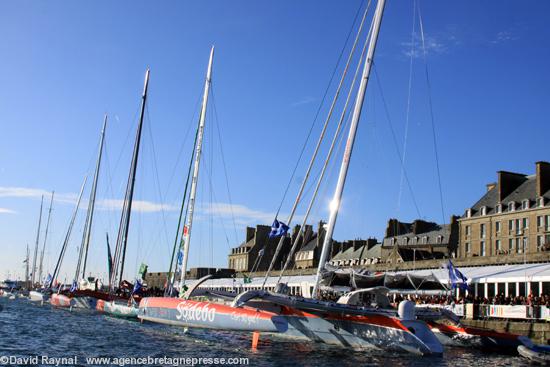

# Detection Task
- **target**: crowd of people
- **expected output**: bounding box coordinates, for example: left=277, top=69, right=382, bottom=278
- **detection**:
left=392, top=293, right=550, bottom=307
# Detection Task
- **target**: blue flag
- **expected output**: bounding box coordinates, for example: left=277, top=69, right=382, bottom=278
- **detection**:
left=269, top=219, right=289, bottom=238
left=132, top=278, right=142, bottom=295
left=70, top=280, right=78, bottom=293
left=177, top=249, right=184, bottom=266
left=44, top=273, right=53, bottom=288
left=448, top=260, right=469, bottom=290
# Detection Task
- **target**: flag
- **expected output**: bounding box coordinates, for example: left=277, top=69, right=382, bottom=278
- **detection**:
left=44, top=273, right=52, bottom=288
left=70, top=280, right=78, bottom=293
left=447, top=260, right=469, bottom=291
left=106, top=234, right=113, bottom=280
left=177, top=249, right=184, bottom=266
left=132, top=278, right=142, bottom=295
left=258, top=248, right=265, bottom=257
left=138, top=263, right=148, bottom=280
left=269, top=219, right=289, bottom=238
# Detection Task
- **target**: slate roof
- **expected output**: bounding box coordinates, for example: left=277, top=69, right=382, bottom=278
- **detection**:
left=331, top=243, right=382, bottom=261
left=382, top=224, right=451, bottom=247
left=465, top=174, right=550, bottom=218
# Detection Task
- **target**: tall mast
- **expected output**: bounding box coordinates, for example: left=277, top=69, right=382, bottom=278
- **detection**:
left=110, top=69, right=150, bottom=292
left=75, top=115, right=107, bottom=282
left=178, top=46, right=214, bottom=293
left=30, top=195, right=44, bottom=288
left=51, top=176, right=88, bottom=287
left=25, top=244, right=30, bottom=290
left=312, top=0, right=386, bottom=298
left=38, top=191, right=55, bottom=285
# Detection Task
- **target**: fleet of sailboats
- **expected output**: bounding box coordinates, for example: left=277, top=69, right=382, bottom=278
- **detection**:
left=6, top=0, right=523, bottom=357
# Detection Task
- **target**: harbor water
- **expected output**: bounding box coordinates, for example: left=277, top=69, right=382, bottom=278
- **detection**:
left=0, top=298, right=527, bottom=366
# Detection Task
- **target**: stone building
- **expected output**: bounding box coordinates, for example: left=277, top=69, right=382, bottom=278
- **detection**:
left=294, top=221, right=336, bottom=269
left=329, top=238, right=381, bottom=267
left=458, top=161, right=550, bottom=259
left=228, top=224, right=298, bottom=273
left=381, top=217, right=459, bottom=264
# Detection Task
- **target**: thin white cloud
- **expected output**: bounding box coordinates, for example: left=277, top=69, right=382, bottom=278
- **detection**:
left=0, top=208, right=16, bottom=214
left=0, top=187, right=76, bottom=204
left=0, top=186, right=176, bottom=213
left=491, top=30, right=519, bottom=44
left=201, top=202, right=305, bottom=228
left=97, top=199, right=178, bottom=213
left=401, top=34, right=448, bottom=59
left=291, top=96, right=316, bottom=107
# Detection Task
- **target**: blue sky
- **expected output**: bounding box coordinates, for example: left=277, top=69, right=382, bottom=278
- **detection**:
left=1, top=1, right=549, bottom=282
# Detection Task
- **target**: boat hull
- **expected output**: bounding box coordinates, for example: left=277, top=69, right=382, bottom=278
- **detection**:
left=138, top=297, right=442, bottom=355
left=428, top=321, right=522, bottom=350
left=96, top=299, right=138, bottom=318
left=29, top=291, right=49, bottom=302
left=50, top=294, right=97, bottom=309
left=138, top=297, right=288, bottom=332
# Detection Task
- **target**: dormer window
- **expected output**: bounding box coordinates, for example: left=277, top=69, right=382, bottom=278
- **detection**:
left=496, top=204, right=502, bottom=213
left=508, top=202, right=516, bottom=212
left=481, top=206, right=487, bottom=216
left=402, top=237, right=409, bottom=245
left=522, top=199, right=530, bottom=210
left=436, top=235, right=443, bottom=244
left=412, top=236, right=418, bottom=245
left=537, top=197, right=545, bottom=208
left=466, top=208, right=472, bottom=218
left=422, top=236, right=428, bottom=244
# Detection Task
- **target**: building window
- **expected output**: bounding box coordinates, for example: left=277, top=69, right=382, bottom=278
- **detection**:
left=481, top=206, right=487, bottom=216
left=546, top=215, right=550, bottom=230
left=403, top=237, right=409, bottom=245
left=495, top=221, right=501, bottom=234
left=496, top=239, right=501, bottom=252
left=465, top=225, right=471, bottom=237
left=524, top=237, right=529, bottom=253
left=508, top=202, right=516, bottom=212
left=509, top=238, right=514, bottom=252
left=436, top=235, right=443, bottom=244
left=516, top=219, right=522, bottom=235
left=480, top=223, right=486, bottom=239
left=422, top=236, right=428, bottom=244
left=509, top=219, right=514, bottom=234
left=465, top=242, right=471, bottom=254
left=516, top=238, right=521, bottom=253
left=523, top=217, right=529, bottom=230
left=481, top=241, right=486, bottom=256
left=466, top=209, right=472, bottom=218
left=538, top=215, right=543, bottom=229
left=537, top=197, right=545, bottom=208
left=496, top=204, right=502, bottom=213
left=522, top=199, right=530, bottom=210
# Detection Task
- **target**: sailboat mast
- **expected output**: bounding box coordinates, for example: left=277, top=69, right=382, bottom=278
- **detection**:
left=30, top=195, right=44, bottom=288
left=312, top=0, right=386, bottom=298
left=110, top=69, right=149, bottom=291
left=38, top=191, right=54, bottom=285
left=76, top=115, right=107, bottom=282
left=51, top=176, right=88, bottom=287
left=178, top=46, right=214, bottom=293
left=25, top=244, right=30, bottom=290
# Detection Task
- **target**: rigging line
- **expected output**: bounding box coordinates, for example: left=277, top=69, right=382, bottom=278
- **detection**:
left=417, top=3, right=446, bottom=224
left=145, top=104, right=171, bottom=252
left=210, top=86, right=239, bottom=245
left=397, top=0, right=417, bottom=214
left=372, top=63, right=422, bottom=219
left=165, top=92, right=203, bottom=199
left=262, top=0, right=372, bottom=286
left=279, top=13, right=373, bottom=281
left=274, top=0, right=366, bottom=218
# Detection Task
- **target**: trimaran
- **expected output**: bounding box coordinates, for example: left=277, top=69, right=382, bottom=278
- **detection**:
left=137, top=0, right=443, bottom=355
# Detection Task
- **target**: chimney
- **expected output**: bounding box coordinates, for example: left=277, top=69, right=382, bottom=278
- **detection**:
left=342, top=241, right=353, bottom=252
left=498, top=171, right=527, bottom=202
left=366, top=238, right=378, bottom=250
left=486, top=182, right=497, bottom=192
left=385, top=219, right=398, bottom=237
left=353, top=240, right=363, bottom=252
left=536, top=161, right=550, bottom=197
left=330, top=241, right=341, bottom=258
left=412, top=220, right=436, bottom=235
left=245, top=227, right=255, bottom=242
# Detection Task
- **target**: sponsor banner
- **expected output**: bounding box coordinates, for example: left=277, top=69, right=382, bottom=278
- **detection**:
left=541, top=306, right=550, bottom=321
left=488, top=305, right=527, bottom=319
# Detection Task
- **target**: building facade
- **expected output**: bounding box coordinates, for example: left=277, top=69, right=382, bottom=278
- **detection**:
left=458, top=162, right=550, bottom=259
left=381, top=217, right=459, bottom=264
